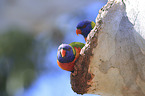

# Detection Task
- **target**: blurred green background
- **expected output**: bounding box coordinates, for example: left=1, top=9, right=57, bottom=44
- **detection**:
left=0, top=0, right=107, bottom=96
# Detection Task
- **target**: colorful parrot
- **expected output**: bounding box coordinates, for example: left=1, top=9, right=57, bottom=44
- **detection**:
left=76, top=20, right=95, bottom=41
left=57, top=42, right=85, bottom=72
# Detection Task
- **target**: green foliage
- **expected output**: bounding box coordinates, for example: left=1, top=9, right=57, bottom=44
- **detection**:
left=0, top=29, right=36, bottom=96
left=0, top=29, right=33, bottom=58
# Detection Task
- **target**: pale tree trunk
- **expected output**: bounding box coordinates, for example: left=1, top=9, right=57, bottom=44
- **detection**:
left=71, top=0, right=145, bottom=96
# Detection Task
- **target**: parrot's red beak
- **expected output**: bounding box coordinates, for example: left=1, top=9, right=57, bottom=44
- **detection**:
left=76, top=29, right=82, bottom=35
left=61, top=49, right=66, bottom=57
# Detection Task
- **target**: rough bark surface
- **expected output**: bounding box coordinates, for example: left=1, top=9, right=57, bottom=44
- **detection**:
left=71, top=0, right=145, bottom=96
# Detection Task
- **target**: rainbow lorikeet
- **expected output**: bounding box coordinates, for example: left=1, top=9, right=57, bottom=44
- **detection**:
left=76, top=20, right=95, bottom=41
left=57, top=42, right=85, bottom=72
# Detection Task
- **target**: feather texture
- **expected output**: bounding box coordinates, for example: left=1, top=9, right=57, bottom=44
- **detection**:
left=57, top=42, right=85, bottom=71
left=76, top=20, right=95, bottom=41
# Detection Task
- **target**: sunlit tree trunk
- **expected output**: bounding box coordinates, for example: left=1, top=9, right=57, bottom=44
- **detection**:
left=71, top=0, right=145, bottom=96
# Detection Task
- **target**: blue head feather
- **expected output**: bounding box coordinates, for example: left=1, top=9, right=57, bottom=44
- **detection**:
left=57, top=44, right=75, bottom=63
left=76, top=20, right=93, bottom=38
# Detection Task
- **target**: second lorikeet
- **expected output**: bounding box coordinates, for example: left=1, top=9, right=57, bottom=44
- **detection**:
left=57, top=42, right=85, bottom=72
left=76, top=20, right=95, bottom=41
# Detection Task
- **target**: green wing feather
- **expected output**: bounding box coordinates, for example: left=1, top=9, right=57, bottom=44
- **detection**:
left=69, top=42, right=85, bottom=55
left=91, top=21, right=95, bottom=29
left=69, top=42, right=85, bottom=49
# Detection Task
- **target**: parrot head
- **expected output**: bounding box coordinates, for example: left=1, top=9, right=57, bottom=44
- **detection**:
left=57, top=44, right=75, bottom=63
left=57, top=42, right=85, bottom=72
left=76, top=20, right=95, bottom=41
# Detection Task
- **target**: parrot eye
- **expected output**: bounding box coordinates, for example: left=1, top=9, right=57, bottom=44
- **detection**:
left=63, top=48, right=66, bottom=50
left=82, top=25, right=86, bottom=28
left=77, top=27, right=80, bottom=29
left=68, top=48, right=71, bottom=51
